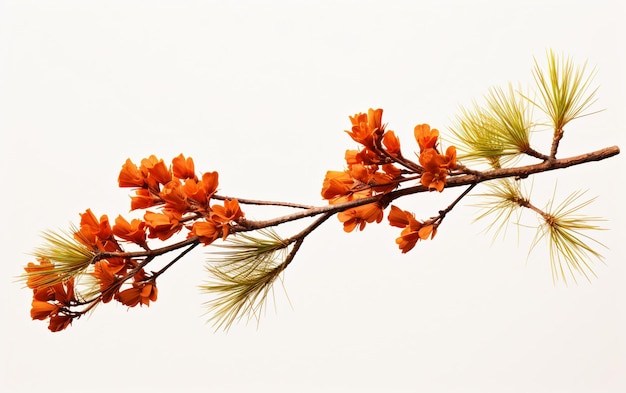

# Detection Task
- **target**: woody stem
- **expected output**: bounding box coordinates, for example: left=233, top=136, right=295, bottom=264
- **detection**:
left=241, top=145, right=619, bottom=231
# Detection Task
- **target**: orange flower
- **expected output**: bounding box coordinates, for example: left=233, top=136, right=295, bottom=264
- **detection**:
left=118, top=158, right=145, bottom=188
left=118, top=283, right=158, bottom=307
left=160, top=180, right=189, bottom=213
left=92, top=261, right=119, bottom=302
left=112, top=215, right=147, bottom=246
left=321, top=171, right=353, bottom=201
left=30, top=300, right=60, bottom=321
left=345, top=163, right=397, bottom=195
left=421, top=169, right=447, bottom=192
left=31, top=278, right=76, bottom=306
left=28, top=277, right=77, bottom=331
left=414, top=124, right=439, bottom=152
left=116, top=269, right=158, bottom=307
left=53, top=278, right=76, bottom=305
left=443, top=145, right=457, bottom=169
left=211, top=199, right=244, bottom=239
left=201, top=172, right=219, bottom=197
left=212, top=199, right=243, bottom=223
left=370, top=171, right=397, bottom=194
left=345, top=148, right=378, bottom=165
left=382, top=130, right=401, bottom=155
left=382, top=164, right=402, bottom=179
left=344, top=150, right=361, bottom=166
left=48, top=315, right=73, bottom=332
left=172, top=153, right=196, bottom=180
left=75, top=209, right=101, bottom=243
left=183, top=171, right=219, bottom=206
left=345, top=108, right=384, bottom=150
left=130, top=188, right=160, bottom=210
left=388, top=205, right=412, bottom=228
left=140, top=155, right=172, bottom=189
left=74, top=209, right=117, bottom=251
left=24, top=258, right=55, bottom=289
left=189, top=220, right=220, bottom=245
left=397, top=224, right=434, bottom=253
left=419, top=148, right=449, bottom=192
left=33, top=285, right=55, bottom=302
left=144, top=211, right=182, bottom=240
left=347, top=163, right=373, bottom=184
left=337, top=202, right=383, bottom=232
left=388, top=205, right=435, bottom=253
left=117, top=283, right=158, bottom=307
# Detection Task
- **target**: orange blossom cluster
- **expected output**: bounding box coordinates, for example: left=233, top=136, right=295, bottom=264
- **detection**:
left=25, top=154, right=243, bottom=331
left=321, top=108, right=457, bottom=252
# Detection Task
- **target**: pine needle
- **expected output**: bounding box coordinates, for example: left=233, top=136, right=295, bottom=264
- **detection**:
left=450, top=84, right=532, bottom=167
left=201, top=228, right=291, bottom=330
left=472, top=178, right=527, bottom=242
left=528, top=50, right=599, bottom=131
left=529, top=189, right=606, bottom=284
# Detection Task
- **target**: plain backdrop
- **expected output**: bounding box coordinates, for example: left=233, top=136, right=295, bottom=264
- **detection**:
left=1, top=1, right=625, bottom=392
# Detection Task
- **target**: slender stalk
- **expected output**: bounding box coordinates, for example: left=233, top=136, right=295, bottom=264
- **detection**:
left=150, top=242, right=200, bottom=281
left=213, top=194, right=315, bottom=209
left=437, top=183, right=477, bottom=221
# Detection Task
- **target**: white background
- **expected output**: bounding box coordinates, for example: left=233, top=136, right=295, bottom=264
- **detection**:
left=1, top=1, right=625, bottom=392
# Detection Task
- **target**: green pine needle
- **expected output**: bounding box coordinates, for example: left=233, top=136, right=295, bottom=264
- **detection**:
left=528, top=50, right=599, bottom=131
left=201, top=228, right=291, bottom=331
left=472, top=178, right=527, bottom=241
left=530, top=189, right=606, bottom=284
left=450, top=84, right=532, bottom=167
